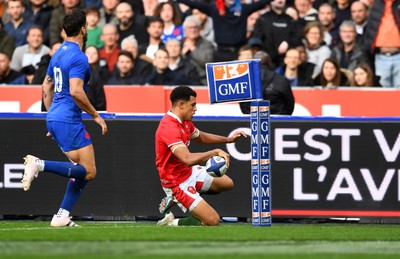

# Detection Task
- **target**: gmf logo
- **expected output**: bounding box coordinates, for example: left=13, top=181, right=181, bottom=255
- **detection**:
left=213, top=63, right=249, bottom=80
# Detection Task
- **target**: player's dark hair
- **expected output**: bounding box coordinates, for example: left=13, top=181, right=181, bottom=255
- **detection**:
left=63, top=9, right=86, bottom=37
left=170, top=86, right=197, bottom=104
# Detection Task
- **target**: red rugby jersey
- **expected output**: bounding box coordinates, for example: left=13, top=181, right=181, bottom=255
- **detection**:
left=155, top=111, right=199, bottom=187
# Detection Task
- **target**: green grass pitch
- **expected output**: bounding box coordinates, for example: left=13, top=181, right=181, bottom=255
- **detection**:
left=1, top=220, right=400, bottom=258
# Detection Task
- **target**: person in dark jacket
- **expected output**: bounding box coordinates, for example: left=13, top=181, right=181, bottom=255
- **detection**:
left=24, top=0, right=53, bottom=47
left=0, top=52, right=25, bottom=84
left=107, top=50, right=144, bottom=85
left=166, top=38, right=201, bottom=85
left=145, top=48, right=193, bottom=85
left=177, top=0, right=272, bottom=62
left=275, top=48, right=314, bottom=86
left=239, top=49, right=295, bottom=115
left=253, top=0, right=301, bottom=66
left=331, top=20, right=373, bottom=72
left=120, top=35, right=153, bottom=79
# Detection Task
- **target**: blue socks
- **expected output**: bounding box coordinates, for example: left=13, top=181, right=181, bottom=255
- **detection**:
left=44, top=161, right=87, bottom=180
left=60, top=178, right=88, bottom=211
left=43, top=161, right=89, bottom=214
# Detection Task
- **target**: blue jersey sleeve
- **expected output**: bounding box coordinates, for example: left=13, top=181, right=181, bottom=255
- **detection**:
left=69, top=54, right=90, bottom=80
left=47, top=59, right=54, bottom=78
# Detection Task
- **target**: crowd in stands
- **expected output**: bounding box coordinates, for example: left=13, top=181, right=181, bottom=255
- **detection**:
left=0, top=0, right=399, bottom=112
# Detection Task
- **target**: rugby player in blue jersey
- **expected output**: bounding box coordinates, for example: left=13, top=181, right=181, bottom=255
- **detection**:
left=21, top=9, right=108, bottom=227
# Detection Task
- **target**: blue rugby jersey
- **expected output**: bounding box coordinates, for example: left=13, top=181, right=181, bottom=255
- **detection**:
left=46, top=41, right=91, bottom=123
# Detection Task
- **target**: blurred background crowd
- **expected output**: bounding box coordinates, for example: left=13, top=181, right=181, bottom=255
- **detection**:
left=0, top=0, right=399, bottom=112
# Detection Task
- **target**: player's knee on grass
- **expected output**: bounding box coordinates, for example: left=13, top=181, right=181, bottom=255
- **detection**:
left=202, top=214, right=220, bottom=226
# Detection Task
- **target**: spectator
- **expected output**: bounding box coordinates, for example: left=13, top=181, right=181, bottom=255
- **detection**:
left=331, top=20, right=372, bottom=73
left=333, top=0, right=352, bottom=29
left=275, top=48, right=314, bottom=86
left=191, top=8, right=216, bottom=47
left=237, top=44, right=253, bottom=59
left=86, top=7, right=104, bottom=48
left=49, top=0, right=81, bottom=46
left=351, top=63, right=382, bottom=87
left=318, top=3, right=339, bottom=47
left=99, top=23, right=121, bottom=73
left=364, top=0, right=400, bottom=88
left=246, top=10, right=260, bottom=40
left=294, top=0, right=318, bottom=24
left=98, top=0, right=119, bottom=28
left=154, top=1, right=183, bottom=43
left=313, top=58, right=350, bottom=88
left=107, top=50, right=143, bottom=85
left=253, top=0, right=300, bottom=67
left=247, top=37, right=264, bottom=56
left=294, top=42, right=316, bottom=79
left=10, top=25, right=50, bottom=72
left=24, top=0, right=53, bottom=47
left=350, top=1, right=369, bottom=38
left=0, top=18, right=15, bottom=59
left=145, top=48, right=193, bottom=85
left=166, top=38, right=200, bottom=85
left=115, top=1, right=148, bottom=46
left=31, top=42, right=61, bottom=111
left=120, top=35, right=153, bottom=79
left=303, top=21, right=332, bottom=78
left=85, top=45, right=107, bottom=110
left=0, top=51, right=25, bottom=84
left=177, top=0, right=272, bottom=62
left=138, top=16, right=164, bottom=62
left=239, top=48, right=295, bottom=115
left=181, top=15, right=214, bottom=85
left=4, top=0, right=34, bottom=47
left=32, top=42, right=61, bottom=85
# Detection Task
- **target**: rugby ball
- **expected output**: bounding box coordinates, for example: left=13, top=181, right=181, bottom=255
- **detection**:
left=206, top=156, right=227, bottom=177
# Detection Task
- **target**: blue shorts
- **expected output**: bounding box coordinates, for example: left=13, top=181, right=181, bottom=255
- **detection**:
left=46, top=121, right=92, bottom=152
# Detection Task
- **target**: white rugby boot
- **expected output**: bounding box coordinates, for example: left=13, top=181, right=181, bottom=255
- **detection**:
left=21, top=155, right=40, bottom=191
left=157, top=212, right=175, bottom=226
left=50, top=214, right=80, bottom=227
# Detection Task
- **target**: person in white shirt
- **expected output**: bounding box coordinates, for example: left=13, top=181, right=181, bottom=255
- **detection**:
left=10, top=25, right=49, bottom=72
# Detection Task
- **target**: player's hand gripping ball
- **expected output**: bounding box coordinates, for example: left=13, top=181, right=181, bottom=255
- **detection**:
left=206, top=156, right=227, bottom=177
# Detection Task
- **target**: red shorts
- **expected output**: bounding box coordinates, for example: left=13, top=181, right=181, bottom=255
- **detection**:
left=162, top=165, right=213, bottom=212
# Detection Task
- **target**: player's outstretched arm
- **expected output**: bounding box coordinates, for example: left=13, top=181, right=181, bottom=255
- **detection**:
left=194, top=130, right=247, bottom=145
left=171, top=144, right=231, bottom=167
left=70, top=78, right=108, bottom=135
left=42, top=75, right=54, bottom=111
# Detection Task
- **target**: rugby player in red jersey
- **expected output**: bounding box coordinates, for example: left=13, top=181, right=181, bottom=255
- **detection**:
left=155, top=85, right=247, bottom=226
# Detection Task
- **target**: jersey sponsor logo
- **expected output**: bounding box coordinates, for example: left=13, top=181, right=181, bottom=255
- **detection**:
left=187, top=186, right=196, bottom=194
